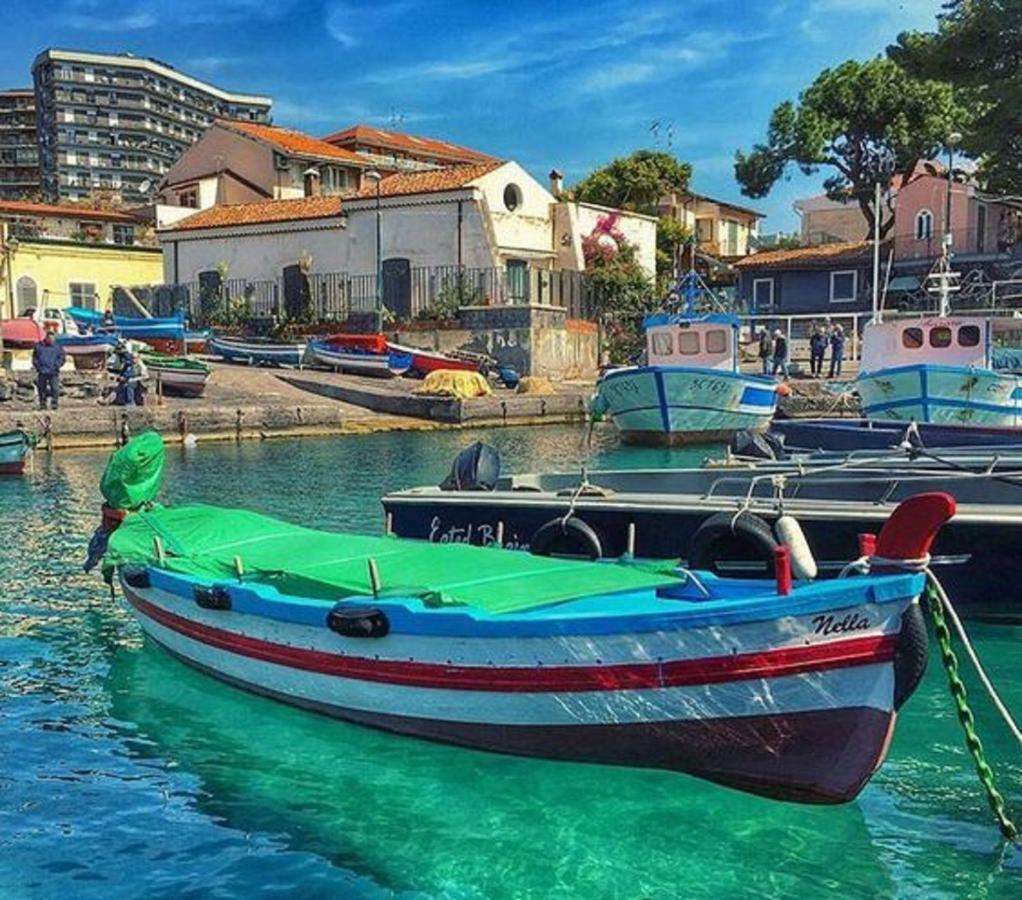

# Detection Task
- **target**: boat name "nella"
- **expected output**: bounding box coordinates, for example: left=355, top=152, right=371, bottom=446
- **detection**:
left=810, top=612, right=872, bottom=636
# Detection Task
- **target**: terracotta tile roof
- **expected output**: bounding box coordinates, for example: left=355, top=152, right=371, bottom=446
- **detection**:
left=0, top=199, right=138, bottom=222
left=353, top=161, right=503, bottom=200
left=323, top=124, right=496, bottom=164
left=219, top=119, right=368, bottom=165
left=734, top=240, right=874, bottom=270
left=163, top=196, right=344, bottom=232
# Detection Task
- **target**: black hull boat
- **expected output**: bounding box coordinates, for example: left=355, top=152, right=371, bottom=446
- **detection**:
left=383, top=445, right=1022, bottom=623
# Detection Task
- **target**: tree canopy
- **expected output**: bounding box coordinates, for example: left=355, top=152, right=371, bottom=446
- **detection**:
left=571, top=150, right=692, bottom=214
left=734, top=58, right=962, bottom=238
left=889, top=0, right=1022, bottom=195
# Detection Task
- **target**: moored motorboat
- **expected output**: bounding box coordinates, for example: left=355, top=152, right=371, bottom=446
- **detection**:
left=383, top=443, right=1022, bottom=622
left=308, top=340, right=412, bottom=377
left=140, top=352, right=211, bottom=398
left=770, top=417, right=1022, bottom=452
left=93, top=434, right=947, bottom=804
left=0, top=429, right=34, bottom=475
left=208, top=335, right=307, bottom=367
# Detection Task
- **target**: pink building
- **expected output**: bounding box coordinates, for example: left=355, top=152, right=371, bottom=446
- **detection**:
left=892, top=166, right=1020, bottom=263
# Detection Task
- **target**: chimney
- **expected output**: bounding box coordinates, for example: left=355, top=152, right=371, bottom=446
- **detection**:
left=303, top=167, right=321, bottom=198
left=549, top=168, right=564, bottom=195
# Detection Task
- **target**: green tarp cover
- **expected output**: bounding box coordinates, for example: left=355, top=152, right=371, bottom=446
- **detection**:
left=106, top=504, right=681, bottom=615
left=100, top=432, right=166, bottom=510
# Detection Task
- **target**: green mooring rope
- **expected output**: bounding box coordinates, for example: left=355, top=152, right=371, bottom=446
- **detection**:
left=926, top=583, right=1019, bottom=843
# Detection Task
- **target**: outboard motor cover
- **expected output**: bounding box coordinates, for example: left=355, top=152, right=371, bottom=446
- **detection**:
left=729, top=429, right=786, bottom=461
left=440, top=442, right=501, bottom=491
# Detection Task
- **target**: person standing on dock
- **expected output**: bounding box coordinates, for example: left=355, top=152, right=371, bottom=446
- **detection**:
left=809, top=326, right=827, bottom=377
left=828, top=324, right=846, bottom=378
left=757, top=328, right=772, bottom=375
left=32, top=331, right=66, bottom=411
left=770, top=329, right=789, bottom=379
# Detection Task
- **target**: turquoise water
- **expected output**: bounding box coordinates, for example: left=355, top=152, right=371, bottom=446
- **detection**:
left=1, top=424, right=1019, bottom=899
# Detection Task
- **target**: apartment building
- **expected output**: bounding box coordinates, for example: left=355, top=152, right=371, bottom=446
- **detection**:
left=659, top=190, right=763, bottom=259
left=0, top=89, right=40, bottom=200
left=31, top=49, right=272, bottom=204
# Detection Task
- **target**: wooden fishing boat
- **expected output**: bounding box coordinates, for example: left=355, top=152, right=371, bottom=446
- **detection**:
left=387, top=341, right=481, bottom=375
left=65, top=307, right=187, bottom=341
left=93, top=434, right=948, bottom=804
left=208, top=335, right=306, bottom=368
left=0, top=318, right=45, bottom=349
left=592, top=312, right=777, bottom=445
left=0, top=429, right=34, bottom=475
left=324, top=332, right=389, bottom=353
left=141, top=353, right=211, bottom=398
left=308, top=340, right=412, bottom=377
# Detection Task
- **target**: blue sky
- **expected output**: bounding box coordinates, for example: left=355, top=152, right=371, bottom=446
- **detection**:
left=4, top=0, right=943, bottom=230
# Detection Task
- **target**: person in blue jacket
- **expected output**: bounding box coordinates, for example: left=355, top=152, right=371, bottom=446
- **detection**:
left=829, top=324, right=846, bottom=378
left=809, top=325, right=828, bottom=377
left=32, top=331, right=66, bottom=410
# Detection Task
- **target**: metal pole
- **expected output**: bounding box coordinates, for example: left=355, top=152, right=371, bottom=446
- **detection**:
left=871, top=179, right=882, bottom=324
left=945, top=145, right=954, bottom=250
left=375, top=181, right=383, bottom=333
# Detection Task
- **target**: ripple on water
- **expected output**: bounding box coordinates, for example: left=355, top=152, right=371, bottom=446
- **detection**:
left=0, top=426, right=1019, bottom=898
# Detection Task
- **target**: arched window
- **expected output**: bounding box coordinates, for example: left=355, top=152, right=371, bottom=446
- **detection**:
left=915, top=209, right=934, bottom=241
left=15, top=275, right=37, bottom=314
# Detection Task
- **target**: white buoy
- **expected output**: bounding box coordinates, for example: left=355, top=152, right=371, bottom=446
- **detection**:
left=183, top=433, right=198, bottom=448
left=776, top=515, right=817, bottom=580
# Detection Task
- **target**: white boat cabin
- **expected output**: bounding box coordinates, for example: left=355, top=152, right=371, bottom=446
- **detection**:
left=860, top=317, right=991, bottom=374
left=643, top=313, right=739, bottom=372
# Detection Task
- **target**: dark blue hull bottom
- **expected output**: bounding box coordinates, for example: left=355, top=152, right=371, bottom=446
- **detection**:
left=383, top=499, right=1019, bottom=622
left=772, top=418, right=1022, bottom=452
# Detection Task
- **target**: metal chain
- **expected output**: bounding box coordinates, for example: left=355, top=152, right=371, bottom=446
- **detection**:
left=926, top=583, right=1019, bottom=843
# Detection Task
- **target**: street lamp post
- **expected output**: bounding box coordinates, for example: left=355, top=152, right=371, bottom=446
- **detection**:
left=365, top=169, right=383, bottom=333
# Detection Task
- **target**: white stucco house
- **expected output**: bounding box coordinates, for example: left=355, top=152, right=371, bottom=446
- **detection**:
left=158, top=159, right=657, bottom=318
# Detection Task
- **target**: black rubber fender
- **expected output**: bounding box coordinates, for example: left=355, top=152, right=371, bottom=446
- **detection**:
left=121, top=565, right=151, bottom=589
left=327, top=605, right=390, bottom=638
left=687, top=511, right=778, bottom=577
left=194, top=585, right=232, bottom=611
left=529, top=516, right=603, bottom=560
left=893, top=601, right=929, bottom=710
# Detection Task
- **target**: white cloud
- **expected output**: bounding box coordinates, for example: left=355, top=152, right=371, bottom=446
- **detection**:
left=323, top=1, right=414, bottom=49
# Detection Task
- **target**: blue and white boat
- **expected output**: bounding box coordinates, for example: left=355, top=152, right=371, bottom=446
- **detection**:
left=308, top=340, right=413, bottom=377
left=593, top=311, right=777, bottom=445
left=208, top=335, right=307, bottom=368
left=65, top=307, right=187, bottom=341
left=857, top=316, right=1022, bottom=428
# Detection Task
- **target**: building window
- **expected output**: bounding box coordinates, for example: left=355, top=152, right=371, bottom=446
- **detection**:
left=503, top=183, right=523, bottom=212
left=958, top=324, right=981, bottom=347
left=705, top=329, right=728, bottom=354
left=178, top=187, right=198, bottom=208
left=829, top=270, right=858, bottom=303
left=113, top=224, right=135, bottom=246
left=15, top=276, right=37, bottom=315
left=678, top=331, right=700, bottom=354
left=69, top=282, right=97, bottom=309
left=650, top=332, right=673, bottom=356
left=915, top=209, right=934, bottom=241
left=752, top=277, right=774, bottom=310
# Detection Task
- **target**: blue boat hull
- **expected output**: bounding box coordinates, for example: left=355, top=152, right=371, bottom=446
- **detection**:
left=857, top=363, right=1022, bottom=429
left=208, top=337, right=306, bottom=368
left=594, top=366, right=777, bottom=444
left=66, top=306, right=186, bottom=340
left=771, top=418, right=1022, bottom=452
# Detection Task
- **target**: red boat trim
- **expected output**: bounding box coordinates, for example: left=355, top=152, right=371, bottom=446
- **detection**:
left=124, top=588, right=898, bottom=693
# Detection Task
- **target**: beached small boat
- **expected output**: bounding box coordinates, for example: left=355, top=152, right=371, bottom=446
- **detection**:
left=387, top=341, right=482, bottom=376
left=94, top=434, right=947, bottom=804
left=309, top=340, right=412, bottom=377
left=325, top=333, right=389, bottom=353
left=769, top=418, right=1022, bottom=452
left=0, top=318, right=45, bottom=349
left=208, top=335, right=306, bottom=368
left=141, top=353, right=211, bottom=398
left=65, top=307, right=187, bottom=342
left=0, top=429, right=34, bottom=475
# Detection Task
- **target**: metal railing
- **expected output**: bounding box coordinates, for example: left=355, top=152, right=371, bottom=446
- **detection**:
left=127, top=264, right=603, bottom=326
